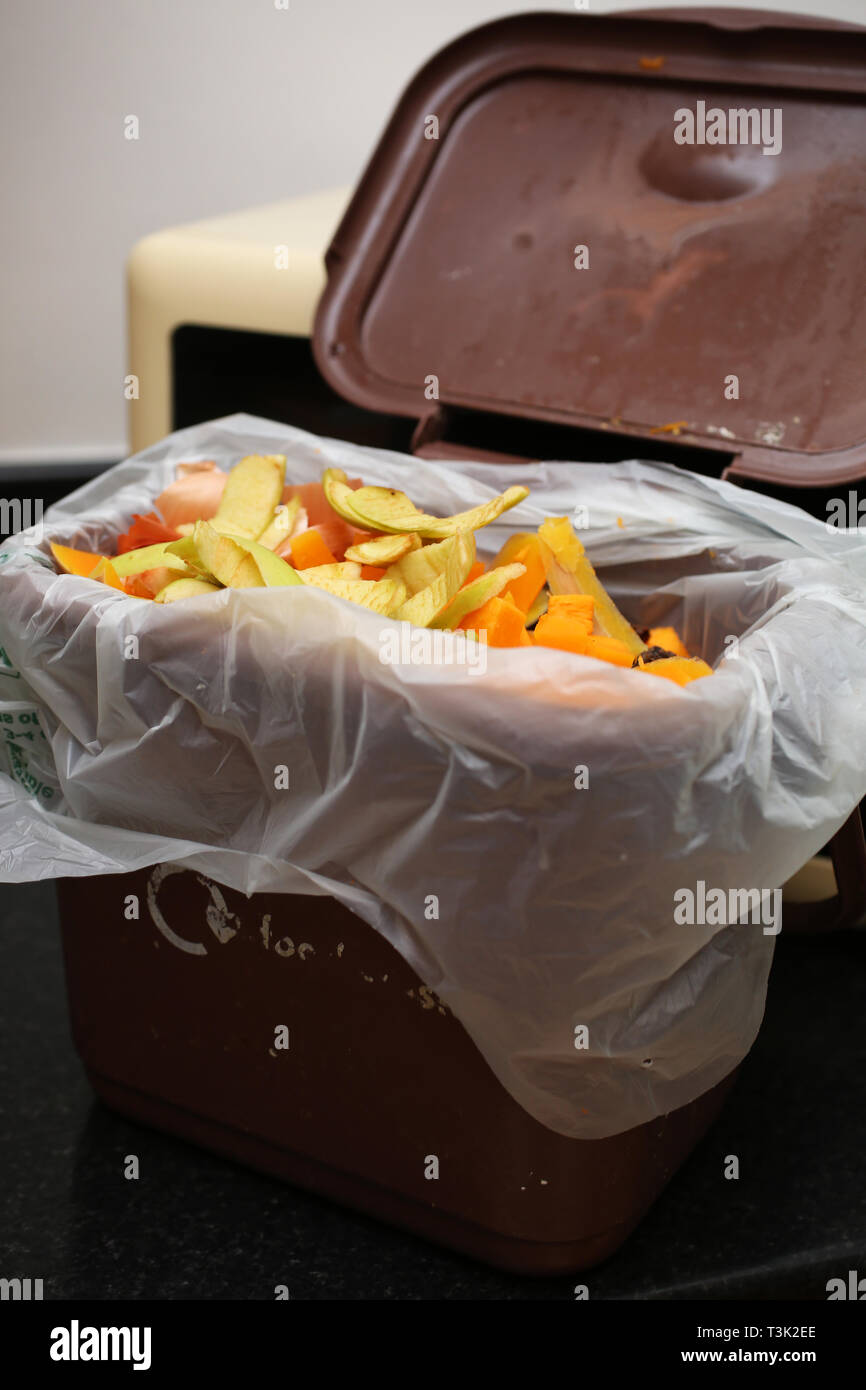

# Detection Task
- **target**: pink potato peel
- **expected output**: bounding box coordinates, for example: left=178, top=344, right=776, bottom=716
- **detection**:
left=154, top=462, right=228, bottom=528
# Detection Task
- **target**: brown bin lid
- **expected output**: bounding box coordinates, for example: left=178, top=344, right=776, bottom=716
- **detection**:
left=314, top=7, right=866, bottom=487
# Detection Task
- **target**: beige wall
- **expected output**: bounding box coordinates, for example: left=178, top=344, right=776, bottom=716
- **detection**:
left=0, top=0, right=859, bottom=463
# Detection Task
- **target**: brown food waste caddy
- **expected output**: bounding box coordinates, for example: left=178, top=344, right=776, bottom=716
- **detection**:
left=58, top=7, right=866, bottom=1275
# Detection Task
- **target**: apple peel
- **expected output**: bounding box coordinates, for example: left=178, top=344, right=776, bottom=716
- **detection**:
left=393, top=532, right=475, bottom=627
left=344, top=533, right=420, bottom=565
left=192, top=521, right=302, bottom=589
left=155, top=577, right=222, bottom=603
left=339, top=483, right=529, bottom=540
left=430, top=562, right=526, bottom=630
left=210, top=454, right=287, bottom=541
left=257, top=495, right=302, bottom=551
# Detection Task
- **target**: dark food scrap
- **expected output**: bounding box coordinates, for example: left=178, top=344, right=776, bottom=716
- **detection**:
left=632, top=645, right=678, bottom=668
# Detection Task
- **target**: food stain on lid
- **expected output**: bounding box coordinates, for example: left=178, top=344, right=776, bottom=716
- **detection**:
left=756, top=421, right=786, bottom=445
left=649, top=420, right=689, bottom=436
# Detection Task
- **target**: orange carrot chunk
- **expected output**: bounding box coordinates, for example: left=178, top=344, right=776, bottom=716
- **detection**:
left=533, top=614, right=590, bottom=654
left=548, top=592, right=595, bottom=621
left=290, top=529, right=338, bottom=570
left=504, top=541, right=546, bottom=613
left=90, top=558, right=126, bottom=592
left=464, top=560, right=486, bottom=585
left=360, top=565, right=386, bottom=581
left=638, top=656, right=713, bottom=686
left=461, top=595, right=526, bottom=647
left=534, top=616, right=636, bottom=669
left=582, top=635, right=634, bottom=668
left=49, top=543, right=106, bottom=578
left=647, top=626, right=690, bottom=657
left=310, top=517, right=355, bottom=560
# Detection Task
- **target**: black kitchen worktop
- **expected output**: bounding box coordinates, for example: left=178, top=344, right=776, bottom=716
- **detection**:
left=1, top=879, right=864, bottom=1301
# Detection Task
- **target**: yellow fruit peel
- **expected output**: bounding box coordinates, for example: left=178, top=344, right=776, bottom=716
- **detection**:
left=299, top=562, right=363, bottom=584
left=192, top=522, right=302, bottom=589
left=334, top=482, right=529, bottom=540
left=537, top=517, right=645, bottom=656
left=431, top=563, right=526, bottom=630
left=210, top=454, right=287, bottom=540
left=393, top=531, right=475, bottom=626
left=257, top=494, right=302, bottom=550
left=155, top=578, right=222, bottom=603
left=344, top=533, right=420, bottom=565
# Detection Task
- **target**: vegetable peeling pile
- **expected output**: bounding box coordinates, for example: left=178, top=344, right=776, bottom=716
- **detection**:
left=49, top=453, right=714, bottom=687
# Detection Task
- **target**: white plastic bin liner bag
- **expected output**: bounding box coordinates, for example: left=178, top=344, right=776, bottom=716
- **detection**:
left=2, top=414, right=866, bottom=1139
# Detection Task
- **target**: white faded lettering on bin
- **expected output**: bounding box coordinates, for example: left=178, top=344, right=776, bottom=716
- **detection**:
left=146, top=863, right=239, bottom=954
left=148, top=868, right=314, bottom=962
